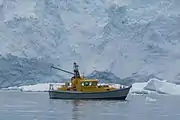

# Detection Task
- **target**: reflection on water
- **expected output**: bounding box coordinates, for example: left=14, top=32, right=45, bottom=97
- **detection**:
left=72, top=100, right=80, bottom=120
left=70, top=100, right=126, bottom=120
left=71, top=100, right=87, bottom=120
left=2, top=91, right=180, bottom=120
left=49, top=99, right=88, bottom=120
left=48, top=95, right=129, bottom=120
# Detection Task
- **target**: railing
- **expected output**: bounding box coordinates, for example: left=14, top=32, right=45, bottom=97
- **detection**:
left=49, top=83, right=72, bottom=91
left=49, top=84, right=54, bottom=91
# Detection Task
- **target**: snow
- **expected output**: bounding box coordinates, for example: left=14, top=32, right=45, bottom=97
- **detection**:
left=0, top=0, right=180, bottom=85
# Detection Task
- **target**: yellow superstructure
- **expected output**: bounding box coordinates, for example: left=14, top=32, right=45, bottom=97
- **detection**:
left=57, top=77, right=116, bottom=92
left=51, top=63, right=117, bottom=92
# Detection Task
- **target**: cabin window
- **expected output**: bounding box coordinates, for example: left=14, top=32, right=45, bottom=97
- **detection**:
left=92, top=82, right=97, bottom=86
left=84, top=82, right=89, bottom=86
left=81, top=82, right=97, bottom=86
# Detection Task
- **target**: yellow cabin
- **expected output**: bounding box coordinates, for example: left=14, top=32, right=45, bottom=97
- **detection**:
left=51, top=62, right=116, bottom=92
left=57, top=77, right=116, bottom=92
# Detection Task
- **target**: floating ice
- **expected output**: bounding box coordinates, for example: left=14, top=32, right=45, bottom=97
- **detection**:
left=2, top=78, right=180, bottom=96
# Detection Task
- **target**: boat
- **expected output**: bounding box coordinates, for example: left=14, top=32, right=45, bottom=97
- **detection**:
left=48, top=62, right=132, bottom=100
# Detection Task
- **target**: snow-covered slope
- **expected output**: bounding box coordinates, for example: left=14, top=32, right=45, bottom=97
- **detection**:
left=0, top=54, right=66, bottom=88
left=0, top=54, right=163, bottom=88
left=0, top=0, right=180, bottom=85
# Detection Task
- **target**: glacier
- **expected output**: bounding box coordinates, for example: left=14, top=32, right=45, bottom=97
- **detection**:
left=0, top=0, right=180, bottom=88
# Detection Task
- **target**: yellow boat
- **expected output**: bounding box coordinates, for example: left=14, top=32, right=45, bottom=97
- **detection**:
left=48, top=62, right=132, bottom=100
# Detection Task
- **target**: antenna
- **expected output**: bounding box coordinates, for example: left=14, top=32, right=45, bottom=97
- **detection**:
left=73, top=62, right=80, bottom=78
left=82, top=72, right=85, bottom=78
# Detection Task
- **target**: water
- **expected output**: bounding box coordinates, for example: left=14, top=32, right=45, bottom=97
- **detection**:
left=0, top=91, right=180, bottom=120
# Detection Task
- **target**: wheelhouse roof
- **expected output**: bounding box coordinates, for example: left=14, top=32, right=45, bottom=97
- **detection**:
left=80, top=79, right=99, bottom=82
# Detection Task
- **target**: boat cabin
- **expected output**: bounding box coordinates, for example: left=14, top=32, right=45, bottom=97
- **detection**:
left=55, top=62, right=117, bottom=92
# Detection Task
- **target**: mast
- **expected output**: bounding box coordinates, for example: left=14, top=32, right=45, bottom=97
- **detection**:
left=73, top=62, right=81, bottom=78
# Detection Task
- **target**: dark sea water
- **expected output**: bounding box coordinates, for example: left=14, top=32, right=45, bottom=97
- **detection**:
left=0, top=90, right=180, bottom=120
